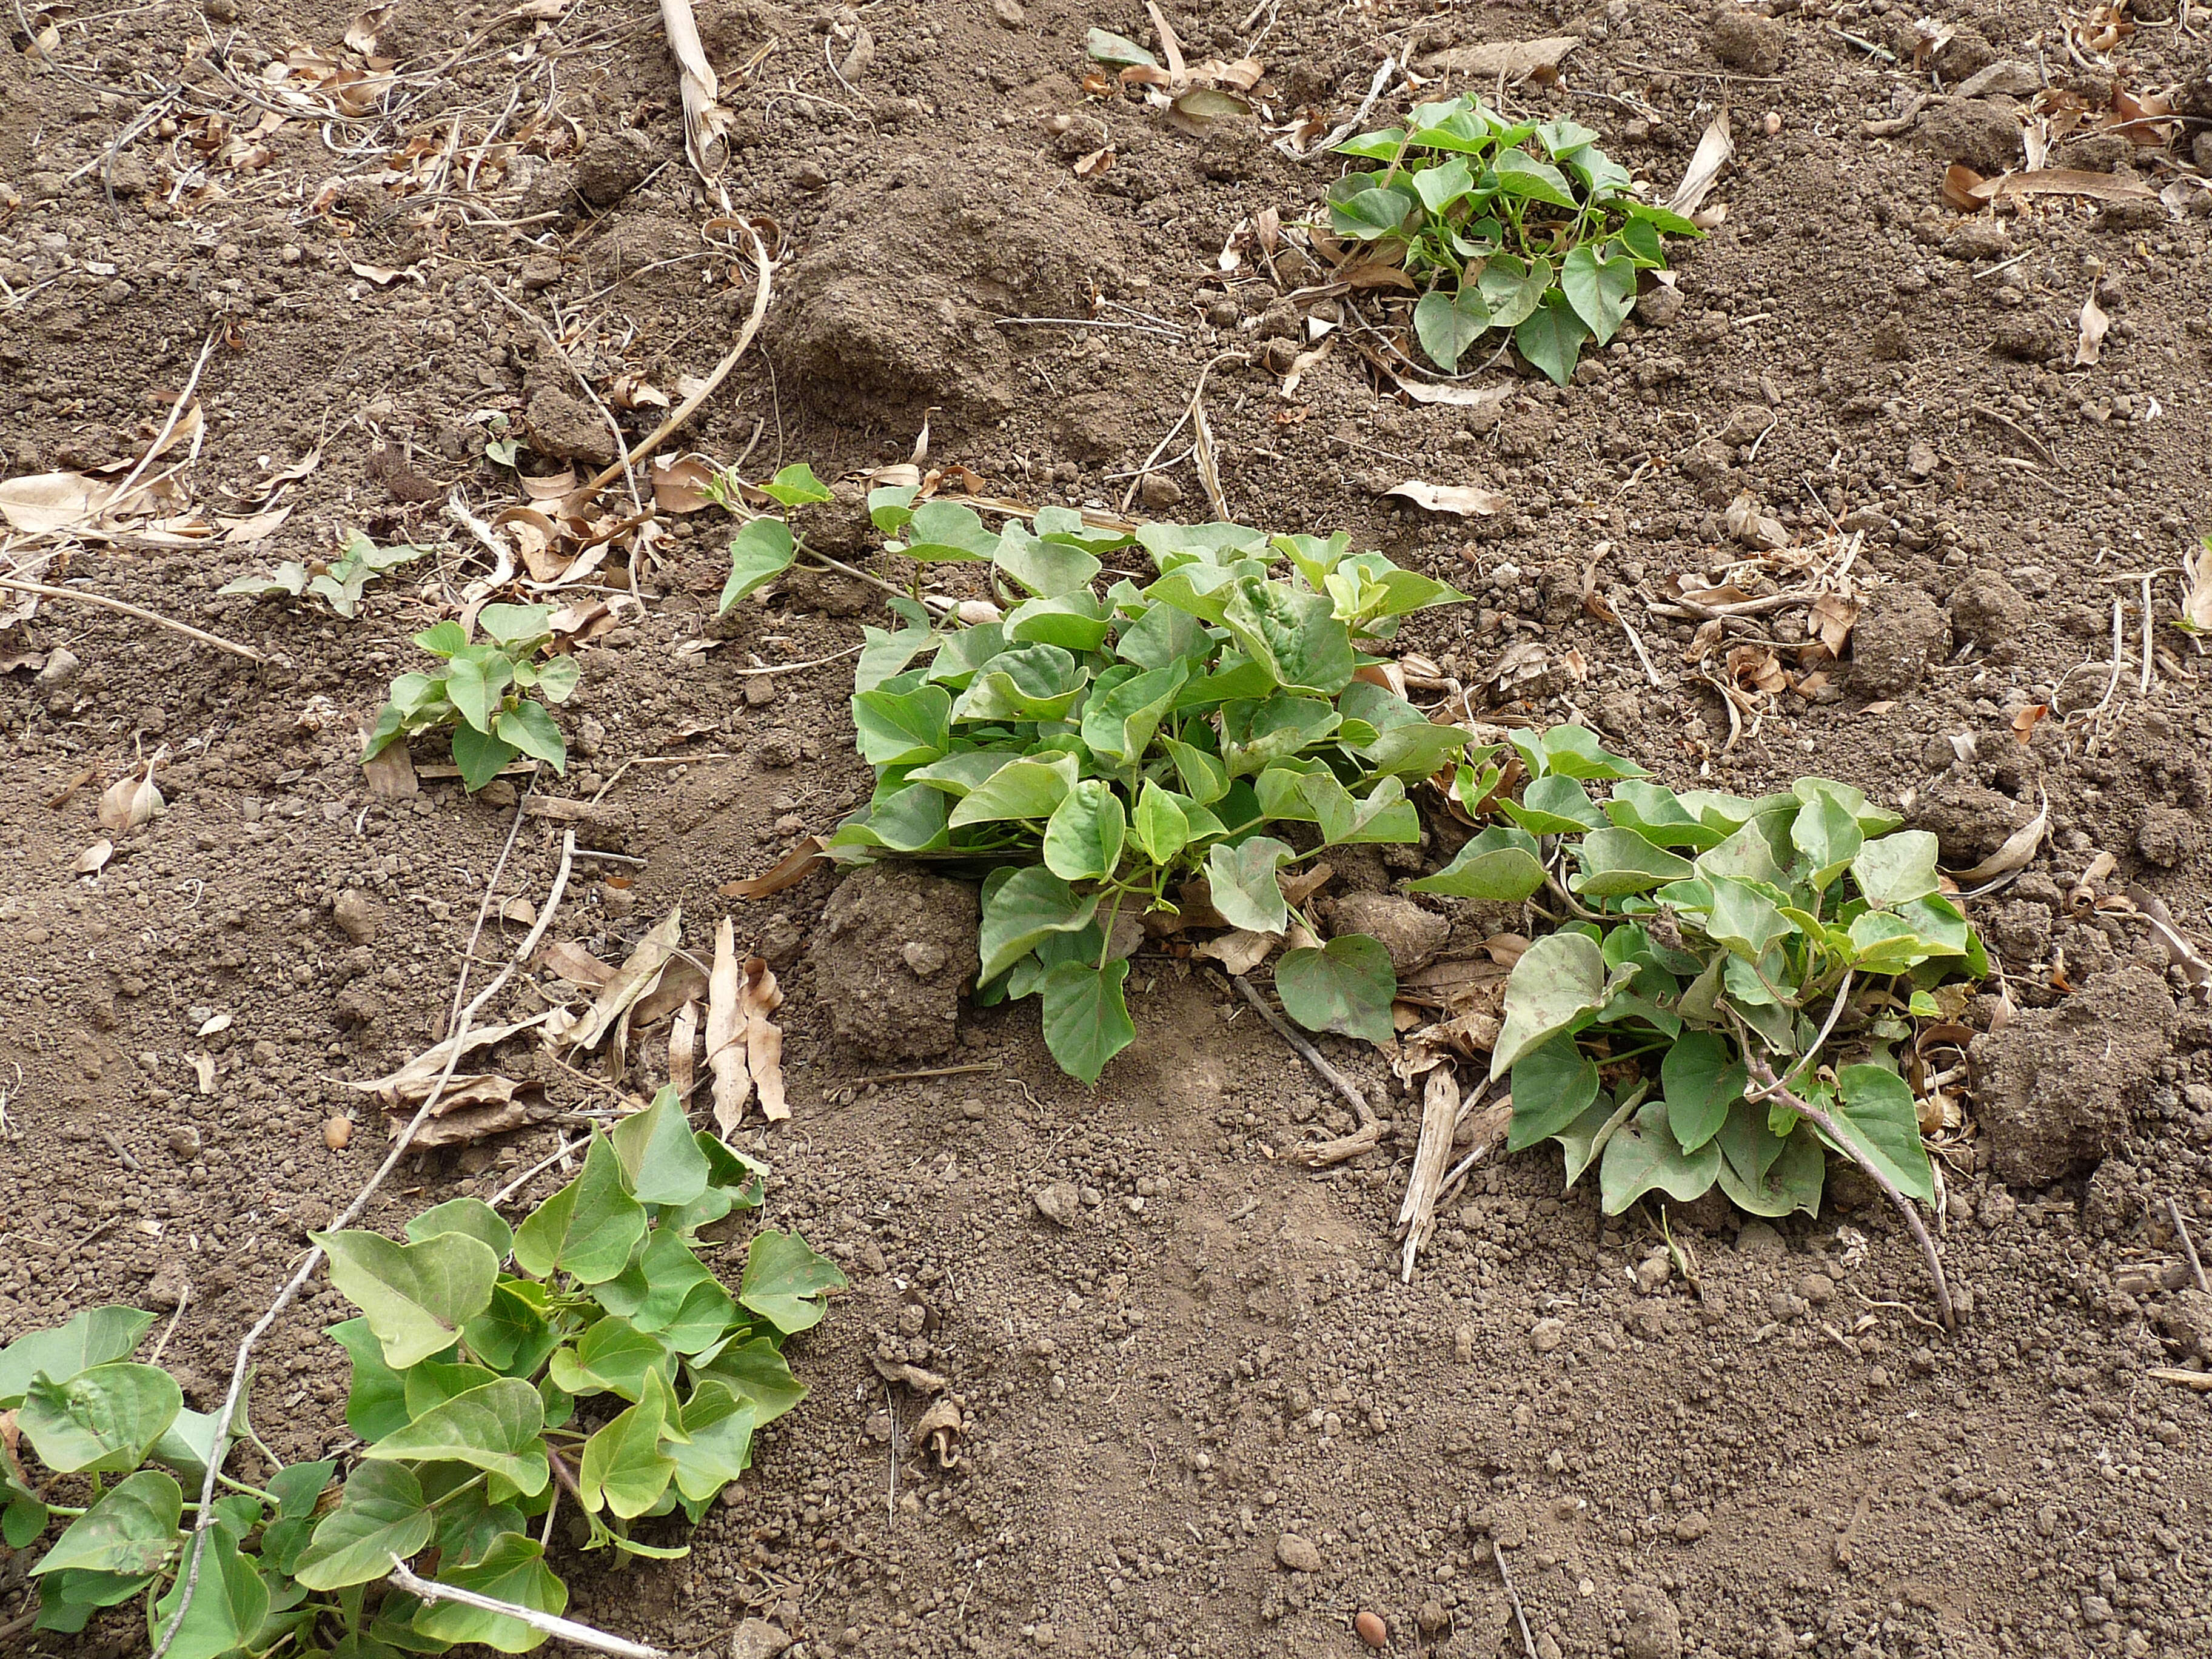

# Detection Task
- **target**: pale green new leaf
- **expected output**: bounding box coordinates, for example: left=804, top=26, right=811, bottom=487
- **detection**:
left=314, top=1228, right=501, bottom=1371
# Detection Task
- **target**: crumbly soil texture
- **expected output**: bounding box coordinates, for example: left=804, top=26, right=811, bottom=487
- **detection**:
left=5, top=1, right=2212, bottom=1656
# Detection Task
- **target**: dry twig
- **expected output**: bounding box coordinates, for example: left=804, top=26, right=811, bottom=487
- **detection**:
left=387, top=1557, right=668, bottom=1659
left=0, top=576, right=268, bottom=662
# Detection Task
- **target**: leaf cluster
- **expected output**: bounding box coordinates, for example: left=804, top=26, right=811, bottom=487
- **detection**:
left=1, top=1090, right=845, bottom=1656
left=826, top=502, right=1478, bottom=1082
left=218, top=532, right=429, bottom=621
left=1413, top=731, right=1984, bottom=1218
left=709, top=463, right=837, bottom=616
left=363, top=603, right=580, bottom=792
left=1329, top=97, right=1700, bottom=384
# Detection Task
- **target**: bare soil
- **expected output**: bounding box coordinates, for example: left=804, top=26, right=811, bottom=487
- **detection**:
left=6, top=1, right=2212, bottom=1657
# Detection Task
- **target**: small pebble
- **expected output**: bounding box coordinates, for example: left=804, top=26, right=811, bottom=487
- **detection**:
left=324, top=1116, right=353, bottom=1151
left=1355, top=1610, right=1389, bottom=1649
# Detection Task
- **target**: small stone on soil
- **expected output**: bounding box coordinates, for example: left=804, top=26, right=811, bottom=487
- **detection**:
left=1849, top=588, right=1950, bottom=699
left=1275, top=1532, right=1323, bottom=1573
left=1706, top=5, right=1784, bottom=74
left=1354, top=1609, right=1389, bottom=1648
left=1033, top=1182, right=1081, bottom=1227
left=332, top=889, right=381, bottom=944
left=1321, top=891, right=1450, bottom=973
left=1530, top=1316, right=1566, bottom=1352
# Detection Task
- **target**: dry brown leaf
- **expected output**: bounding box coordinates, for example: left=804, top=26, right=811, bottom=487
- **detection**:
left=1391, top=377, right=1512, bottom=413
left=1946, top=166, right=2155, bottom=207
left=1198, top=929, right=1279, bottom=974
left=350, top=1013, right=558, bottom=1106
left=2011, top=703, right=2048, bottom=744
left=1419, top=35, right=1578, bottom=80
left=377, top=1074, right=554, bottom=1147
left=0, top=472, right=115, bottom=535
left=1809, top=594, right=1859, bottom=656
left=349, top=261, right=411, bottom=286
left=520, top=469, right=581, bottom=501
left=73, top=839, right=114, bottom=875
left=563, top=908, right=682, bottom=1053
left=742, top=956, right=788, bottom=1121
left=1667, top=110, right=1734, bottom=218
left=217, top=506, right=293, bottom=543
left=1384, top=481, right=1507, bottom=517
left=706, top=915, right=749, bottom=1135
left=1394, top=1066, right=1461, bottom=1279
left=345, top=2, right=393, bottom=53
left=663, top=0, right=737, bottom=176
left=540, top=939, right=617, bottom=988
left=2074, top=284, right=2110, bottom=367
left=720, top=836, right=829, bottom=899
left=1281, top=862, right=1333, bottom=907
left=1074, top=145, right=1114, bottom=176
left=649, top=455, right=719, bottom=512
left=362, top=743, right=418, bottom=798
left=1950, top=797, right=2048, bottom=885
left=669, top=998, right=700, bottom=1102
left=98, top=757, right=164, bottom=832
left=633, top=959, right=711, bottom=1030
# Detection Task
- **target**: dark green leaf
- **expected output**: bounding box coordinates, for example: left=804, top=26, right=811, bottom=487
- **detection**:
left=609, top=1084, right=711, bottom=1206
left=1039, top=958, right=1137, bottom=1085
left=511, top=1133, right=648, bottom=1285
left=1507, top=1034, right=1603, bottom=1151
left=149, top=1523, right=267, bottom=1659
left=449, top=723, right=520, bottom=793
left=739, top=1231, right=847, bottom=1335
left=1499, top=773, right=1605, bottom=836
left=1514, top=288, right=1591, bottom=386
left=406, top=1198, right=514, bottom=1259
left=694, top=1338, right=806, bottom=1429
left=1330, top=186, right=1418, bottom=240
left=1004, top=591, right=1111, bottom=653
left=1413, top=284, right=1490, bottom=372
left=1825, top=1065, right=1935, bottom=1202
left=31, top=1470, right=180, bottom=1577
left=1079, top=662, right=1188, bottom=764
left=1570, top=828, right=1694, bottom=898
left=1715, top=1099, right=1824, bottom=1218
left=1085, top=25, right=1156, bottom=66
left=19, top=1363, right=183, bottom=1474
left=1130, top=781, right=1190, bottom=865
left=1598, top=1099, right=1721, bottom=1214
left=494, top=701, right=565, bottom=771
left=1660, top=1031, right=1746, bottom=1153
left=979, top=865, right=1099, bottom=981
left=994, top=528, right=1101, bottom=597
left=364, top=1378, right=549, bottom=1498
left=1559, top=241, right=1636, bottom=344
left=547, top=1315, right=672, bottom=1403
left=1276, top=936, right=1396, bottom=1045
left=413, top=1533, right=569, bottom=1653
left=0, top=1307, right=155, bottom=1409
left=327, top=1318, right=414, bottom=1442
left=667, top=1381, right=757, bottom=1503
left=1490, top=149, right=1577, bottom=207
left=853, top=683, right=953, bottom=766
left=901, top=500, right=999, bottom=563
left=947, top=754, right=1077, bottom=827
left=314, top=1228, right=501, bottom=1370
left=294, top=1463, right=436, bottom=1591
left=1408, top=824, right=1545, bottom=900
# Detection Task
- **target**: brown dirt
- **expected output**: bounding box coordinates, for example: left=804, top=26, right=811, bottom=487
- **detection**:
left=6, top=1, right=2212, bottom=1657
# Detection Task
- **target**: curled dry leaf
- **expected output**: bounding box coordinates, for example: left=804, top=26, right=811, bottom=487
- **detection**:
left=73, top=839, right=114, bottom=875
left=1667, top=109, right=1734, bottom=218
left=1945, top=166, right=2155, bottom=209
left=1418, top=35, right=1577, bottom=80
left=720, top=834, right=830, bottom=899
left=706, top=916, right=748, bottom=1135
left=1198, top=928, right=1279, bottom=975
left=539, top=939, right=617, bottom=988
left=669, top=998, right=700, bottom=1102
left=2066, top=850, right=2118, bottom=914
left=361, top=742, right=418, bottom=798
left=350, top=1012, right=558, bottom=1107
left=2074, top=284, right=2110, bottom=367
left=2126, top=885, right=2212, bottom=999
left=378, top=1074, right=554, bottom=1147
left=1950, top=796, right=2048, bottom=885
left=743, top=955, right=788, bottom=1122
left=1808, top=594, right=1859, bottom=658
left=649, top=455, right=720, bottom=513
left=1384, top=481, right=1507, bottom=517
left=98, top=757, right=165, bottom=832
left=560, top=908, right=682, bottom=1053
left=1074, top=145, right=1114, bottom=177
left=2011, top=703, right=2048, bottom=743
left=196, top=1012, right=233, bottom=1039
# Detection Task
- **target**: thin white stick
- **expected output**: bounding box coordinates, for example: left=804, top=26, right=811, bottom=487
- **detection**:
left=106, top=330, right=218, bottom=513
left=151, top=825, right=577, bottom=1659
left=0, top=575, right=267, bottom=662
left=490, top=1133, right=588, bottom=1208
left=2140, top=572, right=2155, bottom=695
left=387, top=1558, right=669, bottom=1659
